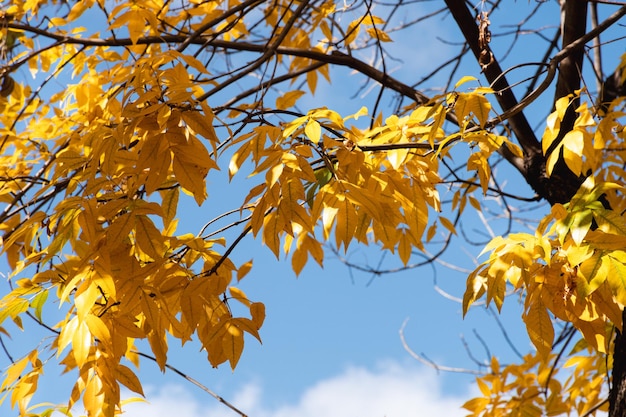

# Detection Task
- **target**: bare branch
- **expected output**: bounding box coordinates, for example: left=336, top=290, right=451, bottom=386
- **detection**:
left=135, top=351, right=249, bottom=417
left=400, top=318, right=485, bottom=375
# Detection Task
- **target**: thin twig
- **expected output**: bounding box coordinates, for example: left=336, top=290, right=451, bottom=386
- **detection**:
left=399, top=318, right=484, bottom=375
left=135, top=351, right=248, bottom=417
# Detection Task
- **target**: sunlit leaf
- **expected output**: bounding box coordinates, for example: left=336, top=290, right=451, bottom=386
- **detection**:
left=523, top=295, right=554, bottom=359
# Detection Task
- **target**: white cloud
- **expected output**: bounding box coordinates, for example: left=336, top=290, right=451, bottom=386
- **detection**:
left=122, top=361, right=472, bottom=417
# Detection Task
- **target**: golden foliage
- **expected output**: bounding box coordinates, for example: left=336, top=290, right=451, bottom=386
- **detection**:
left=0, top=0, right=624, bottom=416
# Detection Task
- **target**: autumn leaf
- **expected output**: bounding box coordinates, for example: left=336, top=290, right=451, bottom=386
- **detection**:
left=455, top=92, right=491, bottom=127
left=523, top=295, right=554, bottom=359
left=276, top=91, right=306, bottom=110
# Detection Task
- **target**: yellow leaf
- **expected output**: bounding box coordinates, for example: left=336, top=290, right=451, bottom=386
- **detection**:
left=320, top=20, right=333, bottom=42
left=305, top=234, right=324, bottom=266
left=266, top=164, right=284, bottom=188
left=126, top=10, right=145, bottom=44
left=462, top=397, right=490, bottom=413
left=307, top=70, right=318, bottom=94
left=487, top=266, right=506, bottom=311
left=72, top=319, right=92, bottom=367
left=84, top=373, right=105, bottom=415
left=523, top=295, right=554, bottom=359
left=160, top=187, right=179, bottom=228
left=398, top=231, right=411, bottom=265
left=74, top=281, right=100, bottom=320
left=224, top=321, right=244, bottom=370
left=291, top=244, right=308, bottom=275
left=281, top=178, right=312, bottom=233
left=477, top=377, right=491, bottom=396
left=586, top=230, right=626, bottom=249
left=320, top=205, right=338, bottom=241
left=229, top=286, right=251, bottom=306
left=147, top=327, right=168, bottom=372
left=455, top=92, right=491, bottom=127
left=467, top=153, right=491, bottom=194
left=439, top=216, right=456, bottom=235
left=426, top=222, right=437, bottom=242
left=366, top=27, right=392, bottom=42
left=468, top=196, right=481, bottom=211
left=106, top=213, right=134, bottom=249
left=607, top=255, right=626, bottom=305
left=67, top=0, right=89, bottom=20
left=172, top=152, right=208, bottom=205
left=490, top=356, right=500, bottom=374
left=85, top=314, right=111, bottom=345
left=387, top=148, right=409, bottom=170
left=237, top=260, right=253, bottom=281
left=2, top=355, right=29, bottom=391
left=262, top=210, right=284, bottom=258
left=344, top=106, right=368, bottom=121
left=363, top=15, right=385, bottom=25
left=341, top=182, right=381, bottom=219
left=344, top=19, right=361, bottom=45
left=182, top=110, right=218, bottom=142
left=117, top=365, right=144, bottom=396
left=282, top=116, right=307, bottom=139
left=561, top=129, right=585, bottom=175
left=276, top=91, right=305, bottom=110
left=335, top=198, right=357, bottom=251
left=250, top=302, right=266, bottom=329
left=29, top=290, right=47, bottom=322
left=455, top=76, right=478, bottom=88
left=576, top=319, right=608, bottom=353
left=542, top=95, right=574, bottom=155
left=56, top=148, right=86, bottom=171
left=569, top=209, right=592, bottom=245
left=231, top=317, right=261, bottom=341
left=594, top=208, right=626, bottom=236
left=304, top=118, right=321, bottom=144
left=135, top=215, right=165, bottom=260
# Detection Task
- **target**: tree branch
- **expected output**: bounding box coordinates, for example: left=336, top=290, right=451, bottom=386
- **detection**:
left=6, top=23, right=457, bottom=123
left=484, top=5, right=626, bottom=132
left=135, top=351, right=248, bottom=417
left=400, top=318, right=485, bottom=375
left=443, top=0, right=541, bottom=157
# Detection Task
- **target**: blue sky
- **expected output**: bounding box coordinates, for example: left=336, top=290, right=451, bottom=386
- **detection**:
left=1, top=1, right=625, bottom=416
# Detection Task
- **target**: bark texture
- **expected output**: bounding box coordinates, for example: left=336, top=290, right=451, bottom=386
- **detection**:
left=611, top=312, right=626, bottom=417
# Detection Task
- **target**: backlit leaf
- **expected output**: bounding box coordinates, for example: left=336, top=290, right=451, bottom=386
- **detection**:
left=523, top=295, right=554, bottom=359
left=304, top=118, right=321, bottom=144
left=116, top=365, right=144, bottom=396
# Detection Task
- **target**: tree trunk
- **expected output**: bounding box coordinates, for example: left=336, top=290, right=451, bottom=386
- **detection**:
left=611, top=312, right=626, bottom=416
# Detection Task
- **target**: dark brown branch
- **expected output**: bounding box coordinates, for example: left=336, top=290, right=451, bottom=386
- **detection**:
left=554, top=0, right=588, bottom=105
left=546, top=0, right=588, bottom=160
left=6, top=23, right=457, bottom=123
left=484, top=5, right=626, bottom=132
left=443, top=0, right=541, bottom=157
